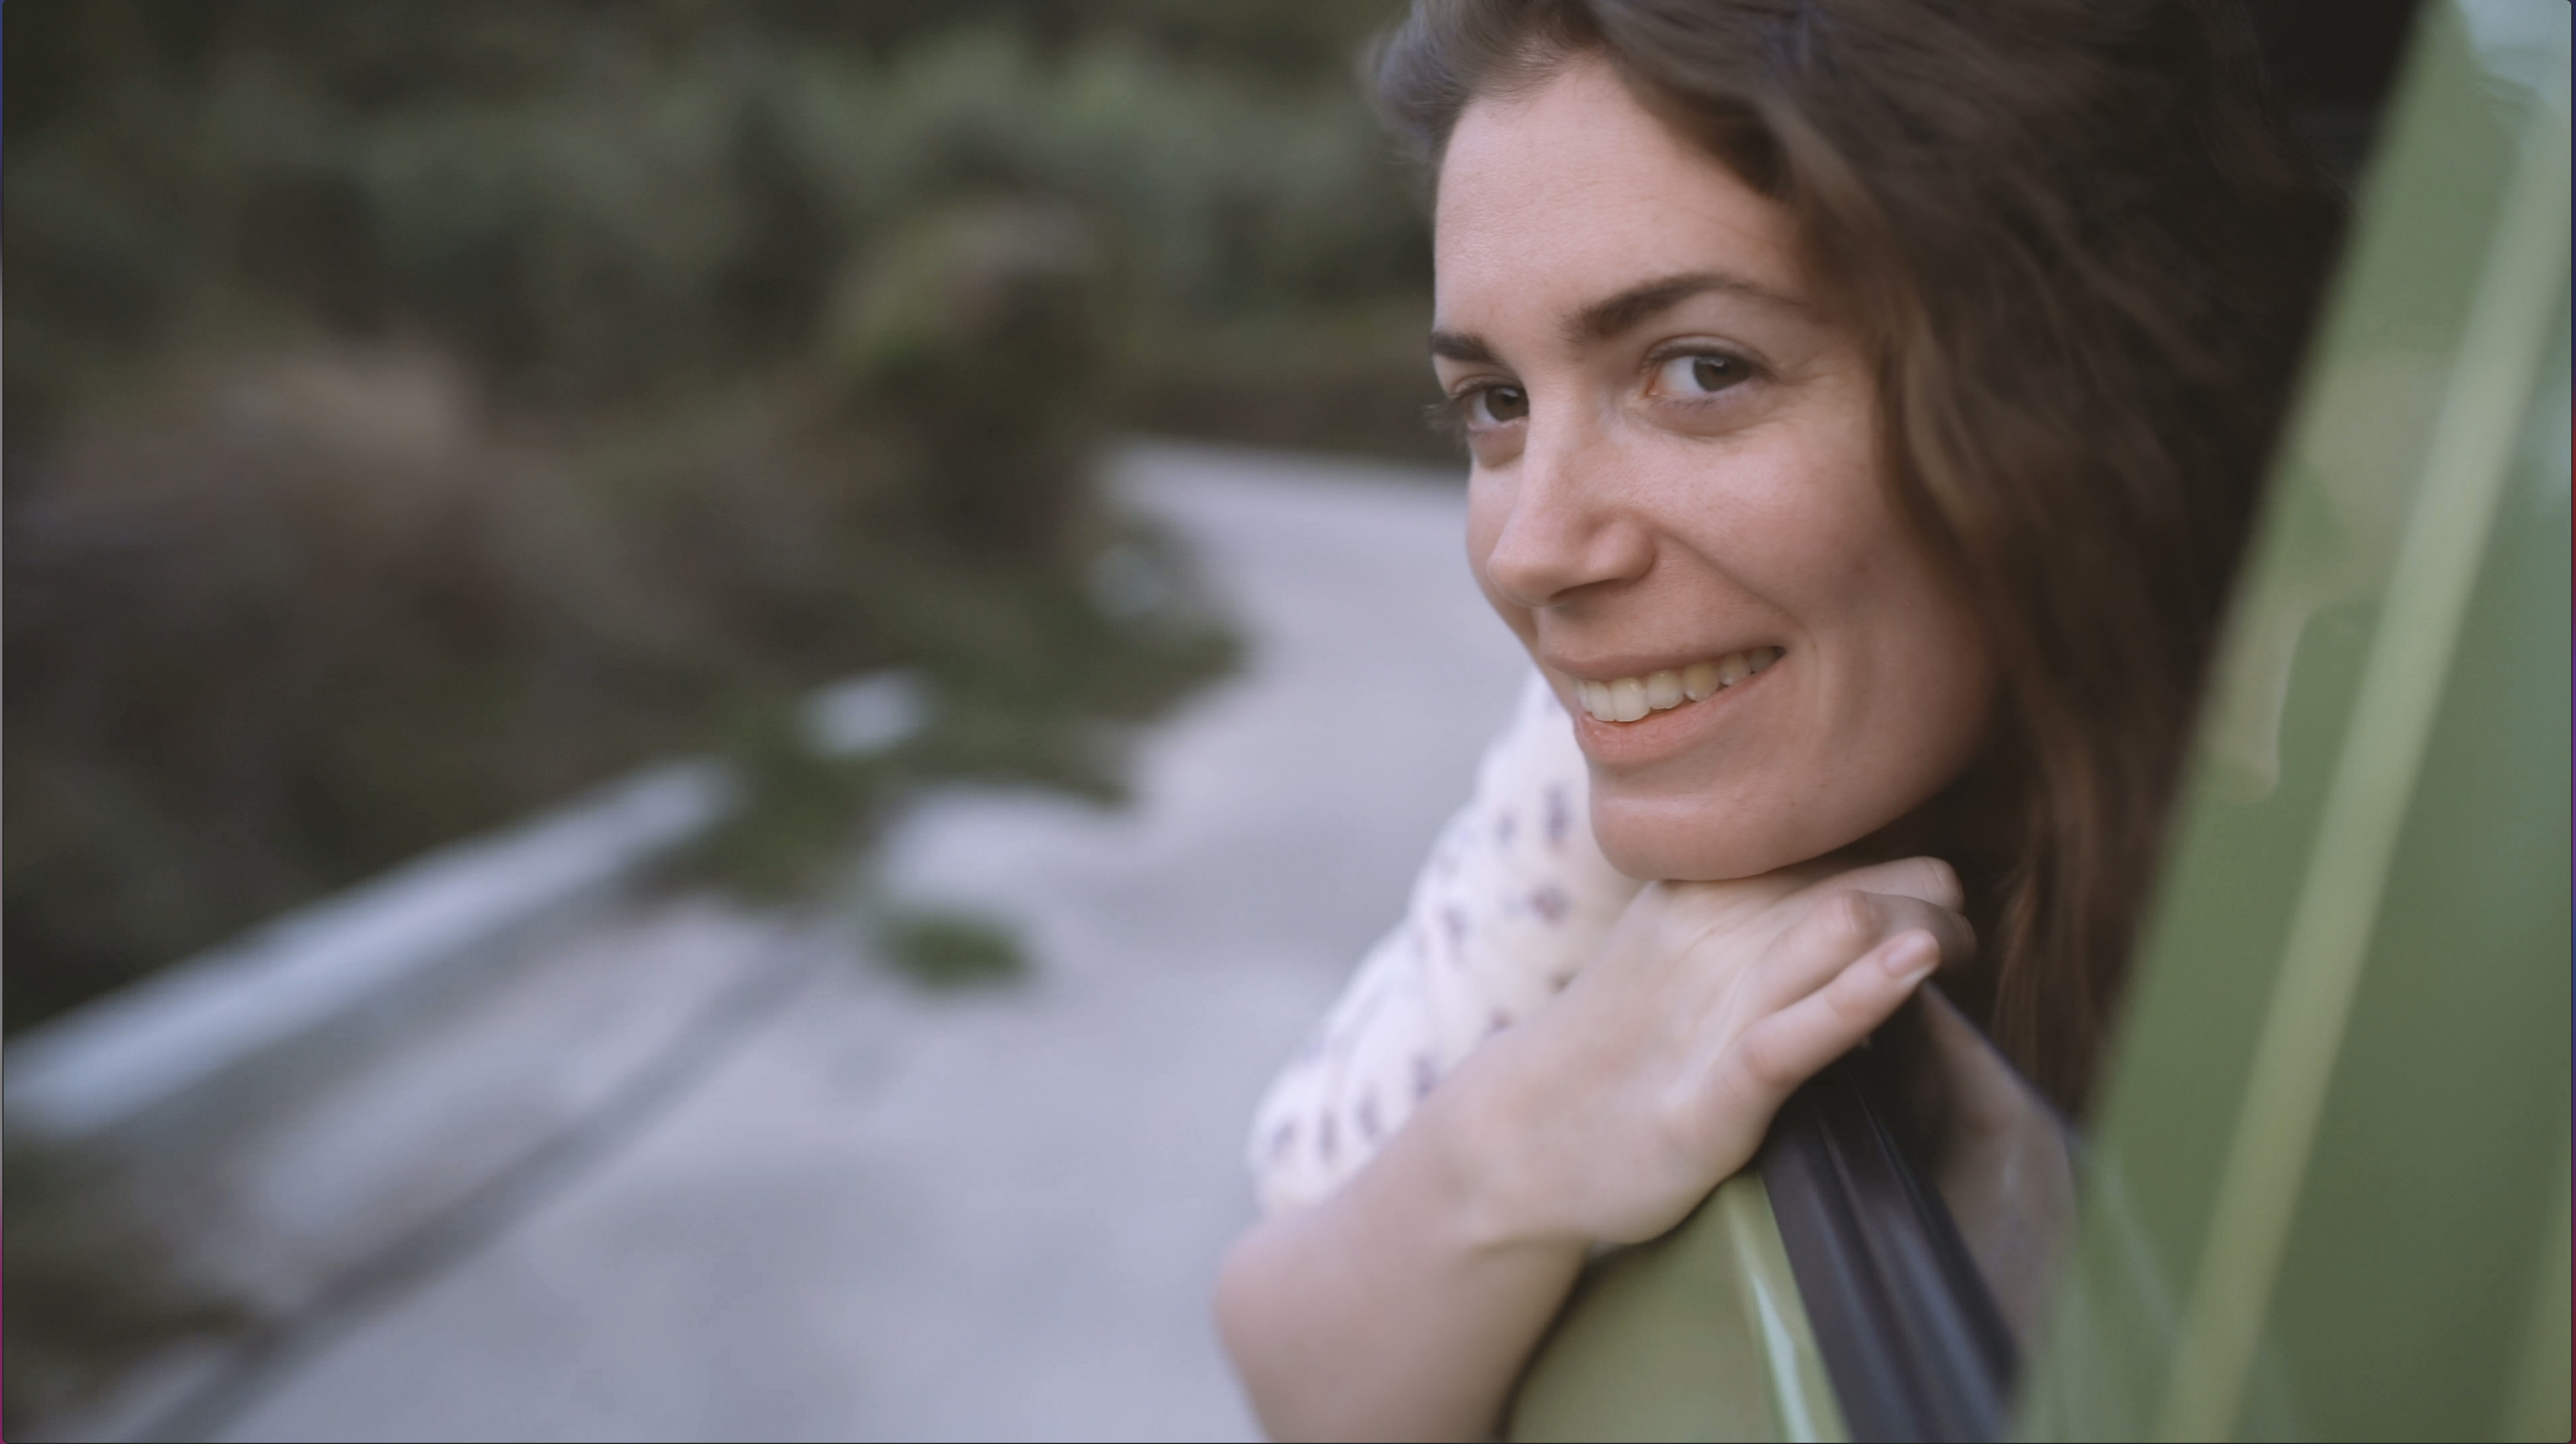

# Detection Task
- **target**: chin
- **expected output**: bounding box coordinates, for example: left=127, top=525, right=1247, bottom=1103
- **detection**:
left=1590, top=793, right=1840, bottom=883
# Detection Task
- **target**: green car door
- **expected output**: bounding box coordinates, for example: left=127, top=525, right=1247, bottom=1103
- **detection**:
left=2021, top=0, right=2571, bottom=1436
left=1507, top=2, right=2572, bottom=1438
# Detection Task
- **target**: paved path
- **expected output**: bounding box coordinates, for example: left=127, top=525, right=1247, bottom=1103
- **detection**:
left=204, top=442, right=1532, bottom=1442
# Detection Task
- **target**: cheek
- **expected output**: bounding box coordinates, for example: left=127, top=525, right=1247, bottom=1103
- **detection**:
left=1715, top=416, right=1940, bottom=648
left=1830, top=544, right=1997, bottom=795
left=1718, top=476, right=1996, bottom=838
left=1884, top=597, right=1996, bottom=762
left=1726, top=432, right=1893, bottom=593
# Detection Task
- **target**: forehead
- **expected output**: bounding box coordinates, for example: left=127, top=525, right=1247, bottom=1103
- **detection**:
left=1433, top=55, right=1802, bottom=331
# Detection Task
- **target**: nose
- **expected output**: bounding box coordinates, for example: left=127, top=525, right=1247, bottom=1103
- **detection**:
left=1477, top=413, right=1655, bottom=608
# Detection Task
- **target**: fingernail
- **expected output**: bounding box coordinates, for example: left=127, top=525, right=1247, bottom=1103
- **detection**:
left=1879, top=931, right=1938, bottom=979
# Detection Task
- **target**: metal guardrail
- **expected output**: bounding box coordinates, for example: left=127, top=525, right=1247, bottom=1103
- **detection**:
left=6, top=760, right=739, bottom=1146
left=4, top=667, right=944, bottom=1148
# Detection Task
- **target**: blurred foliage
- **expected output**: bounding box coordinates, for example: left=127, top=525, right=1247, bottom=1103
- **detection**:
left=4, top=0, right=1433, bottom=1036
left=875, top=906, right=1032, bottom=990
left=2, top=0, right=1442, bottom=466
left=1, top=1135, right=254, bottom=1437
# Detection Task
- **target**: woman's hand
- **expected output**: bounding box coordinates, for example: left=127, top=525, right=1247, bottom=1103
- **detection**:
left=1440, top=855, right=1974, bottom=1250
left=1217, top=854, right=1971, bottom=1442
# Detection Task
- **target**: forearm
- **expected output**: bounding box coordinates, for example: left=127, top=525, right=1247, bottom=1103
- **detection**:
left=1215, top=1079, right=1586, bottom=1443
left=1218, top=866, right=1968, bottom=1439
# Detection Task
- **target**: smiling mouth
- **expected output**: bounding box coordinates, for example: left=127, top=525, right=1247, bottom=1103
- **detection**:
left=1572, top=646, right=1783, bottom=723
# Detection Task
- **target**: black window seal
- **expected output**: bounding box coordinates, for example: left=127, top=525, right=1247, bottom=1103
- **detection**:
left=1757, top=1038, right=2021, bottom=1443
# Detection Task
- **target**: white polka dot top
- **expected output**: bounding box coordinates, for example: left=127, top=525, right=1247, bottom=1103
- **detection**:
left=1246, top=669, right=1645, bottom=1214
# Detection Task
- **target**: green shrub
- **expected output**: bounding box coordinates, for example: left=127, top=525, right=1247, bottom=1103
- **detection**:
left=875, top=907, right=1031, bottom=991
left=2, top=1, right=1419, bottom=1035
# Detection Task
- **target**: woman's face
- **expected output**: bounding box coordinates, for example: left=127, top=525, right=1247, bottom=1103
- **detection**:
left=1436, top=55, right=1994, bottom=881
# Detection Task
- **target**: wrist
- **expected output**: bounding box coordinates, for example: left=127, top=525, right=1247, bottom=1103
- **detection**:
left=1417, top=1033, right=1590, bottom=1260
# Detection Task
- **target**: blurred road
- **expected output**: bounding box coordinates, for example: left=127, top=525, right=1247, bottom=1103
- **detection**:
left=198, top=441, right=1531, bottom=1443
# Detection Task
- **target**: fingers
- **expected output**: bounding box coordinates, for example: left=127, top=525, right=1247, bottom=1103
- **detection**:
left=1805, top=855, right=1965, bottom=912
left=1721, top=930, right=1941, bottom=1099
left=1742, top=887, right=1974, bottom=1015
left=1854, top=893, right=1975, bottom=968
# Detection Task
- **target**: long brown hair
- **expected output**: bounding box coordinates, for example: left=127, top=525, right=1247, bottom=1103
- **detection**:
left=1375, top=0, right=2336, bottom=1111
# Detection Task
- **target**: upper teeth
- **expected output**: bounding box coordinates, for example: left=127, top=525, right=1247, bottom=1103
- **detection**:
left=1574, top=648, right=1781, bottom=723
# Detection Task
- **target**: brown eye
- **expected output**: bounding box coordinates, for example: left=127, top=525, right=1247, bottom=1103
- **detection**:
left=1655, top=352, right=1751, bottom=397
left=1475, top=385, right=1529, bottom=424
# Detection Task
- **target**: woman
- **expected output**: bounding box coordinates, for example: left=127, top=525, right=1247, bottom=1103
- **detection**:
left=1217, top=0, right=2334, bottom=1438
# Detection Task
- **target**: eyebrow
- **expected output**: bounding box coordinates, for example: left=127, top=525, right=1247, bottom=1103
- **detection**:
left=1570, top=271, right=1799, bottom=344
left=1429, top=270, right=1802, bottom=365
left=1428, top=330, right=1500, bottom=364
